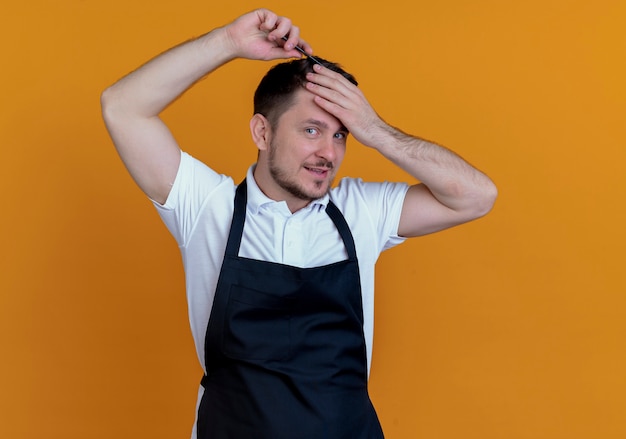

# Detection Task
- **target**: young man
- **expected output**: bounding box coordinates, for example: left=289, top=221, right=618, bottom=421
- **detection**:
left=101, top=8, right=497, bottom=439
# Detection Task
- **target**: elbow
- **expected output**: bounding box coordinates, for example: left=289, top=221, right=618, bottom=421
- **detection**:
left=101, top=84, right=136, bottom=131
left=100, top=85, right=120, bottom=123
left=447, top=175, right=498, bottom=220
left=472, top=179, right=498, bottom=218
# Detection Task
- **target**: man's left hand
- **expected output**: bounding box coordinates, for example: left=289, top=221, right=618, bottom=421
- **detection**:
left=304, top=64, right=388, bottom=149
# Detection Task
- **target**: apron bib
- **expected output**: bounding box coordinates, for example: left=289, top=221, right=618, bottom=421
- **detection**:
left=197, top=180, right=384, bottom=439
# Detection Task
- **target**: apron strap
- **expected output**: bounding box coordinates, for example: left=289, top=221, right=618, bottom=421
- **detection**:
left=324, top=201, right=358, bottom=261
left=223, top=179, right=248, bottom=258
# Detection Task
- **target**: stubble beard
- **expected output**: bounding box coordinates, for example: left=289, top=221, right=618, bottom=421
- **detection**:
left=268, top=140, right=334, bottom=202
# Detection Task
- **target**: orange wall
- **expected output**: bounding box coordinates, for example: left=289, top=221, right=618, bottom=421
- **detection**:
left=2, top=1, right=625, bottom=438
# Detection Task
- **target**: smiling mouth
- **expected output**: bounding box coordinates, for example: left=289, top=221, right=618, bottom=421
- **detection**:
left=305, top=166, right=327, bottom=173
left=304, top=161, right=333, bottom=176
left=304, top=166, right=333, bottom=178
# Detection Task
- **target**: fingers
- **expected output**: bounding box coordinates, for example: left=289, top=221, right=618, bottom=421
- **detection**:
left=255, top=9, right=312, bottom=55
left=304, top=65, right=381, bottom=145
left=307, top=64, right=356, bottom=91
left=255, top=9, right=279, bottom=33
left=305, top=65, right=361, bottom=108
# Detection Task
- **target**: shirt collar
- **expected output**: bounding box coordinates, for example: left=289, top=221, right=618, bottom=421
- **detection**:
left=245, top=165, right=330, bottom=215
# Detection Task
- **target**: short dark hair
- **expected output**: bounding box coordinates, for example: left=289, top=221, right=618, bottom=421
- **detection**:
left=253, top=57, right=357, bottom=127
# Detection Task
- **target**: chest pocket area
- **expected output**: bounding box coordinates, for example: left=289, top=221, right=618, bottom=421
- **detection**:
left=222, top=285, right=293, bottom=361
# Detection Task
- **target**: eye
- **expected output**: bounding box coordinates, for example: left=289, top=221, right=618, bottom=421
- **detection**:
left=305, top=127, right=319, bottom=136
left=334, top=132, right=348, bottom=140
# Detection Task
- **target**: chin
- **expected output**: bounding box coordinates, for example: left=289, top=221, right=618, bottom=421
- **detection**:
left=307, top=182, right=332, bottom=199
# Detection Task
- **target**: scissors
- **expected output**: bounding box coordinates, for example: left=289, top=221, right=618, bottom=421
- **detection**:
left=281, top=36, right=325, bottom=67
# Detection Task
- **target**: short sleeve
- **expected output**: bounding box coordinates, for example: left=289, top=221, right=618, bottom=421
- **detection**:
left=331, top=178, right=410, bottom=254
left=152, top=151, right=233, bottom=246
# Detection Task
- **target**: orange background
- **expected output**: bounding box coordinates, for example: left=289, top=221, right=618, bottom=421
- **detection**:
left=2, top=1, right=625, bottom=438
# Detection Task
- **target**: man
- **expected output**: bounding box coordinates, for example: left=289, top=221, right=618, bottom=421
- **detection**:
left=101, top=8, right=497, bottom=439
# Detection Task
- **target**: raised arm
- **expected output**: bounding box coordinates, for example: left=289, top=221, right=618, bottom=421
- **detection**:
left=101, top=9, right=312, bottom=204
left=305, top=64, right=497, bottom=237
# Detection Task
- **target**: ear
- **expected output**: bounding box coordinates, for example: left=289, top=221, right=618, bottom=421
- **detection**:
left=250, top=113, right=271, bottom=151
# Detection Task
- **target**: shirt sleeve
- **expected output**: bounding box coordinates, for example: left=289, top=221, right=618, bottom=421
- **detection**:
left=152, top=151, right=233, bottom=247
left=332, top=178, right=410, bottom=253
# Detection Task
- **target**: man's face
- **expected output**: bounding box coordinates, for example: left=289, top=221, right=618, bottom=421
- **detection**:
left=261, top=88, right=348, bottom=206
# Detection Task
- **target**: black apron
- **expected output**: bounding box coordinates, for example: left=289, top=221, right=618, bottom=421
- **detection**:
left=197, top=180, right=384, bottom=439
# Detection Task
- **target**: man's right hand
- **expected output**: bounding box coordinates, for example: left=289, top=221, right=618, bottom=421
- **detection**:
left=221, top=8, right=313, bottom=62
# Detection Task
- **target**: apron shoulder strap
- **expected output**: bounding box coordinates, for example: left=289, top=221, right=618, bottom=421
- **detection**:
left=223, top=179, right=247, bottom=258
left=325, top=201, right=358, bottom=261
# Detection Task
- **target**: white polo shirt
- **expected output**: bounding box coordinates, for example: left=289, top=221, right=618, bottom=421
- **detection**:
left=154, top=151, right=409, bottom=374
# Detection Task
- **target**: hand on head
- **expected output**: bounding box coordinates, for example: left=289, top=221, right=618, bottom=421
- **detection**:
left=304, top=64, right=384, bottom=148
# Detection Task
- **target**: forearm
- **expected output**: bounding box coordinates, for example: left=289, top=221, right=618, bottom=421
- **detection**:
left=101, top=7, right=311, bottom=118
left=373, top=123, right=497, bottom=215
left=101, top=27, right=233, bottom=118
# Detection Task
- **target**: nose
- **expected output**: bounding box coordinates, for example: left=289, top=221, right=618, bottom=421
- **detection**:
left=316, top=137, right=337, bottom=164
